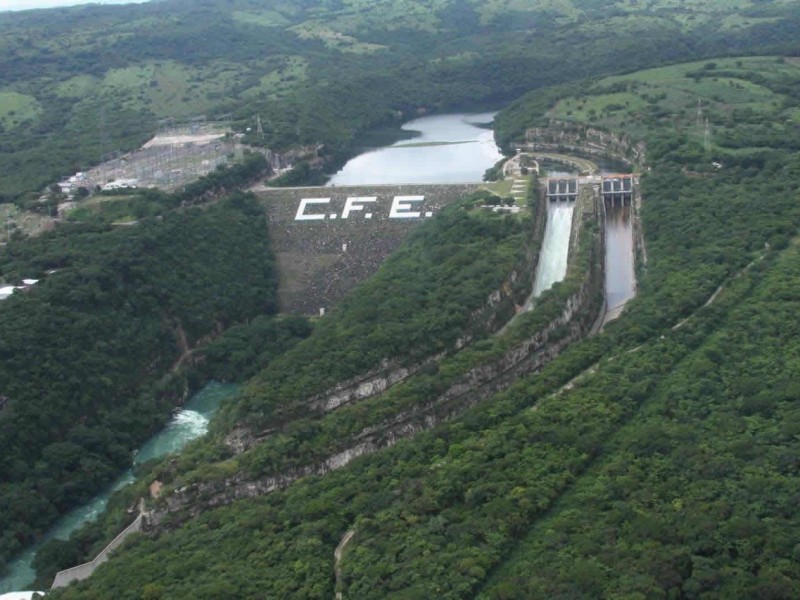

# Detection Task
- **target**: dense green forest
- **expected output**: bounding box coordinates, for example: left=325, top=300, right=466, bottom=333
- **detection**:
left=1, top=0, right=799, bottom=196
left=47, top=52, right=800, bottom=597
left=0, top=194, right=279, bottom=571
left=1, top=0, right=800, bottom=596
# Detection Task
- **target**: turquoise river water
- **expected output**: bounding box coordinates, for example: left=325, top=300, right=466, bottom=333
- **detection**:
left=0, top=382, right=240, bottom=593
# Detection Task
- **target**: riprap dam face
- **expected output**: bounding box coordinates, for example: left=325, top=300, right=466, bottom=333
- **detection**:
left=259, top=184, right=480, bottom=315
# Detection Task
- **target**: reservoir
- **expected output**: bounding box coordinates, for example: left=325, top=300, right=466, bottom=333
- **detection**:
left=0, top=382, right=239, bottom=593
left=327, top=112, right=502, bottom=185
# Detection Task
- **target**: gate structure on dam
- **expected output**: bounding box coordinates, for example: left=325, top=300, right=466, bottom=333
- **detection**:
left=545, top=175, right=635, bottom=206
left=540, top=173, right=639, bottom=327
left=546, top=178, right=578, bottom=201
left=601, top=175, right=634, bottom=206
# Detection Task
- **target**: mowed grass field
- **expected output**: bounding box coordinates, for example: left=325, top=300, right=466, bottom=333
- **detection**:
left=547, top=56, right=800, bottom=150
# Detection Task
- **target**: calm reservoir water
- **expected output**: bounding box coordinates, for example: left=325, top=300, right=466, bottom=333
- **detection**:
left=0, top=382, right=239, bottom=593
left=327, top=112, right=502, bottom=185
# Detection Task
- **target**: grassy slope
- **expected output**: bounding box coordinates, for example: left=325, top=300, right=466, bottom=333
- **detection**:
left=548, top=56, right=800, bottom=148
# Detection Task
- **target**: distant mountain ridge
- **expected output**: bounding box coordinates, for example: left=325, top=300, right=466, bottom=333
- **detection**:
left=0, top=0, right=798, bottom=196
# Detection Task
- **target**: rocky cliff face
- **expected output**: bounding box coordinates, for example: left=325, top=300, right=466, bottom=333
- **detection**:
left=525, top=121, right=646, bottom=169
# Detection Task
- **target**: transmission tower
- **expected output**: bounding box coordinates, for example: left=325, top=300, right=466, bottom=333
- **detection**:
left=256, top=114, right=264, bottom=139
left=696, top=99, right=703, bottom=127
left=704, top=118, right=710, bottom=152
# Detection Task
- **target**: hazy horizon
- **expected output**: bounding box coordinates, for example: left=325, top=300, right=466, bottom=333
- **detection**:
left=1, top=0, right=149, bottom=12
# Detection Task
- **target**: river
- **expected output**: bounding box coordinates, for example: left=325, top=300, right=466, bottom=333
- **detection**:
left=0, top=382, right=239, bottom=593
left=327, top=112, right=502, bottom=185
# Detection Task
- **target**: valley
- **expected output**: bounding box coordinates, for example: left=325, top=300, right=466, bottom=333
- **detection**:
left=0, top=1, right=798, bottom=598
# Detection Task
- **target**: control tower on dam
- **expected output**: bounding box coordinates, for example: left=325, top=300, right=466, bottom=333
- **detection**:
left=257, top=183, right=480, bottom=315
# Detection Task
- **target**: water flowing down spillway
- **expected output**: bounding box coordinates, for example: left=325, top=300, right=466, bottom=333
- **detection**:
left=533, top=201, right=575, bottom=297
left=604, top=204, right=636, bottom=310
left=0, top=382, right=239, bottom=594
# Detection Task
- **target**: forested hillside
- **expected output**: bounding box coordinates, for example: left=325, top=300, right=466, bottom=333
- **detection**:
left=0, top=194, right=279, bottom=571
left=1, top=0, right=799, bottom=196
left=50, top=54, right=800, bottom=598
left=2, top=0, right=800, bottom=596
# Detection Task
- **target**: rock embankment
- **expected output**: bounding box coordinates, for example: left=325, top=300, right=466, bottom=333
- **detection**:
left=221, top=207, right=543, bottom=455
left=259, top=184, right=480, bottom=314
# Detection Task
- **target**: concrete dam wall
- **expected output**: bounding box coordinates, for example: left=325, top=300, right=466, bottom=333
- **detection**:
left=258, top=184, right=479, bottom=315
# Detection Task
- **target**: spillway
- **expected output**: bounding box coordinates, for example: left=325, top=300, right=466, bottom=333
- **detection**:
left=604, top=203, right=636, bottom=311
left=533, top=201, right=574, bottom=297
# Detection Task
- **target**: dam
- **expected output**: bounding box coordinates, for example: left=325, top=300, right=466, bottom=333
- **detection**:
left=254, top=111, right=503, bottom=315
left=257, top=171, right=637, bottom=319
left=258, top=184, right=482, bottom=315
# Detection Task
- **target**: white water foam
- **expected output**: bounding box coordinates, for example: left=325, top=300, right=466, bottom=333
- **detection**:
left=533, top=202, right=574, bottom=297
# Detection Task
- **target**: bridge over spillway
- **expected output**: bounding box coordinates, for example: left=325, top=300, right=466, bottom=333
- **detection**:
left=544, top=175, right=635, bottom=207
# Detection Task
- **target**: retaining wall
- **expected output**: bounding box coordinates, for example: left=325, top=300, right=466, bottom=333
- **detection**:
left=51, top=512, right=143, bottom=589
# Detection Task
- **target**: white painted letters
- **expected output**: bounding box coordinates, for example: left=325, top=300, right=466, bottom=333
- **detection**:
left=390, top=196, right=424, bottom=219
left=341, top=196, right=377, bottom=219
left=293, top=196, right=433, bottom=221
left=295, top=198, right=330, bottom=221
